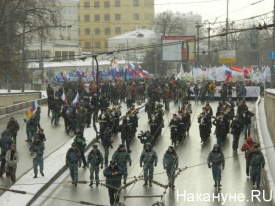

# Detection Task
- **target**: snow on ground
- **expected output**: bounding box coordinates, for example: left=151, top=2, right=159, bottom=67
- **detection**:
left=0, top=104, right=144, bottom=206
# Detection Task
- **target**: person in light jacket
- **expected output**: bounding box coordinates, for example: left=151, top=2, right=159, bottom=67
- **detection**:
left=5, top=144, right=19, bottom=184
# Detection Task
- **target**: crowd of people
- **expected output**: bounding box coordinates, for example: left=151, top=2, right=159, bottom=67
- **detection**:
left=0, top=76, right=266, bottom=206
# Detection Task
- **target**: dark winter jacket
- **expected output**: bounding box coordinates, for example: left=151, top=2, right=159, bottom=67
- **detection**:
left=207, top=144, right=225, bottom=166
left=0, top=131, right=13, bottom=154
left=66, top=148, right=81, bottom=164
left=103, top=165, right=123, bottom=187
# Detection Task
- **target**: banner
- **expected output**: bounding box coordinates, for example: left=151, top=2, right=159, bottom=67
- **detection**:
left=32, top=69, right=43, bottom=85
left=189, top=86, right=260, bottom=97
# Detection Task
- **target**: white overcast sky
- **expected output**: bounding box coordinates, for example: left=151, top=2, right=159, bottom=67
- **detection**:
left=155, top=0, right=273, bottom=26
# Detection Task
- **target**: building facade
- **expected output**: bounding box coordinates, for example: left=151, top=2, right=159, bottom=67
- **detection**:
left=78, top=0, right=154, bottom=53
left=26, top=0, right=81, bottom=62
left=107, top=28, right=157, bottom=62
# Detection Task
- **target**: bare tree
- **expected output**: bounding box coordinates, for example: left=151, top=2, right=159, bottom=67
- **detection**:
left=153, top=11, right=187, bottom=36
left=0, top=0, right=62, bottom=89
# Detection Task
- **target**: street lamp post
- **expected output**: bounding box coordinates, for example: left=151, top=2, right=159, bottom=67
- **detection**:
left=127, top=37, right=129, bottom=66
left=226, top=0, right=229, bottom=49
left=195, top=23, right=201, bottom=66
left=208, top=23, right=211, bottom=66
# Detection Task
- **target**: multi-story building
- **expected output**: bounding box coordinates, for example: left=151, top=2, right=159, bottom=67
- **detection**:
left=78, top=0, right=154, bottom=53
left=182, top=12, right=202, bottom=36
left=26, top=0, right=81, bottom=61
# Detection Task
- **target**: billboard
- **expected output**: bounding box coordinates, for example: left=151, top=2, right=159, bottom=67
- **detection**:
left=161, top=36, right=196, bottom=62
left=32, top=68, right=43, bottom=85
left=219, top=50, right=236, bottom=63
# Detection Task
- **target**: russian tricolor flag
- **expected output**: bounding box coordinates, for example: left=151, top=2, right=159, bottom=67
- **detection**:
left=72, top=92, right=79, bottom=107
left=225, top=69, right=232, bottom=83
left=29, top=99, right=38, bottom=114
left=61, top=87, right=67, bottom=104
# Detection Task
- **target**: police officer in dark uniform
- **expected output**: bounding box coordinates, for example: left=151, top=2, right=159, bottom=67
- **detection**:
left=169, top=114, right=179, bottom=147
left=148, top=112, right=159, bottom=144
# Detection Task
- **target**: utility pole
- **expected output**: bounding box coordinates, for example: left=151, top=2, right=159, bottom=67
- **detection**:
left=127, top=37, right=129, bottom=66
left=154, top=44, right=157, bottom=78
left=21, top=0, right=26, bottom=92
left=154, top=54, right=157, bottom=78
left=226, top=0, right=229, bottom=49
left=208, top=23, right=211, bottom=67
left=39, top=27, right=44, bottom=89
left=5, top=4, right=11, bottom=93
left=91, top=33, right=94, bottom=72
left=196, top=24, right=200, bottom=66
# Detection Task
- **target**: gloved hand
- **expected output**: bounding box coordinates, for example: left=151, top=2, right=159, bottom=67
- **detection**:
left=262, top=164, right=265, bottom=169
left=222, top=165, right=225, bottom=170
left=101, top=164, right=103, bottom=169
left=129, top=162, right=132, bottom=166
left=208, top=164, right=211, bottom=168
left=164, top=165, right=166, bottom=170
left=140, top=163, right=142, bottom=168
left=154, top=162, right=157, bottom=167
left=79, top=163, right=81, bottom=168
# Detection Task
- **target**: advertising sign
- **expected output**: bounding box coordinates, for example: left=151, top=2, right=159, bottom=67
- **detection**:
left=219, top=50, right=236, bottom=63
left=162, top=36, right=196, bottom=62
left=32, top=69, right=43, bottom=85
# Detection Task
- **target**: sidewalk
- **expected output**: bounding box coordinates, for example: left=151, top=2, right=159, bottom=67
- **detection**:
left=0, top=103, right=145, bottom=206
left=255, top=97, right=275, bottom=206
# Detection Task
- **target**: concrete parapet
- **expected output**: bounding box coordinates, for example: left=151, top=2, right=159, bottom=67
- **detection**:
left=256, top=96, right=275, bottom=206
left=0, top=97, right=47, bottom=116
left=0, top=92, right=41, bottom=107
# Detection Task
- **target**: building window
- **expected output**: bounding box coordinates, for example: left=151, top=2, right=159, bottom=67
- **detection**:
left=85, top=28, right=90, bottom=35
left=115, top=27, right=121, bottom=35
left=104, top=1, right=110, bottom=8
left=85, top=42, right=91, bottom=49
left=69, top=51, right=75, bottom=60
left=84, top=2, right=90, bottom=8
left=29, top=51, right=36, bottom=59
left=95, top=42, right=101, bottom=48
left=137, top=43, right=143, bottom=52
left=118, top=44, right=125, bottom=51
left=44, top=51, right=50, bottom=59
left=84, top=15, right=90, bottom=22
left=133, top=0, right=139, bottom=7
left=62, top=51, right=68, bottom=60
left=104, top=14, right=110, bottom=21
left=94, top=1, right=100, bottom=8
left=95, top=28, right=100, bottom=35
left=94, top=14, right=100, bottom=21
left=105, top=28, right=110, bottom=35
left=55, top=51, right=61, bottom=60
left=115, top=14, right=121, bottom=21
left=115, top=0, right=121, bottom=7
left=133, top=13, right=139, bottom=20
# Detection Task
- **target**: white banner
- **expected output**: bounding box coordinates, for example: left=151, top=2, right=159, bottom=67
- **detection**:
left=190, top=86, right=260, bottom=97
